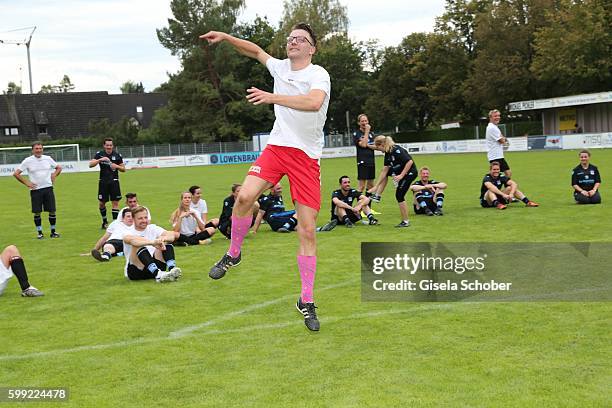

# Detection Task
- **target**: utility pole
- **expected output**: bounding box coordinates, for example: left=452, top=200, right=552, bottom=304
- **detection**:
left=0, top=26, right=37, bottom=93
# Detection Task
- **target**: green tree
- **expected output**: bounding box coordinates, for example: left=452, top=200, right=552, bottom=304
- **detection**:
left=313, top=35, right=370, bottom=133
left=120, top=80, right=145, bottom=93
left=272, top=0, right=349, bottom=54
left=58, top=75, right=75, bottom=92
left=4, top=81, right=22, bottom=95
left=531, top=0, right=612, bottom=94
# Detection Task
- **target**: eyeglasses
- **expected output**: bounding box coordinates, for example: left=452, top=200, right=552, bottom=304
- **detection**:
left=286, top=36, right=313, bottom=46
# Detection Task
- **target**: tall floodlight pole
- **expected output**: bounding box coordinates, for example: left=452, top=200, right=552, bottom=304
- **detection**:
left=0, top=26, right=37, bottom=93
left=26, top=26, right=36, bottom=93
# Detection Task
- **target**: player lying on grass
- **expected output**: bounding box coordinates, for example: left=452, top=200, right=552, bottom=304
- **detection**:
left=91, top=208, right=134, bottom=262
left=122, top=206, right=182, bottom=283
left=252, top=183, right=298, bottom=234
left=0, top=245, right=43, bottom=297
left=572, top=149, right=601, bottom=205
left=480, top=162, right=539, bottom=210
left=410, top=167, right=447, bottom=216
left=170, top=191, right=218, bottom=245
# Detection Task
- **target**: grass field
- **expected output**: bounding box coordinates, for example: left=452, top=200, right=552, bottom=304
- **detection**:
left=0, top=149, right=610, bottom=407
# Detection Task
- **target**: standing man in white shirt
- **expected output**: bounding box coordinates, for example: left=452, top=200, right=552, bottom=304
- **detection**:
left=200, top=23, right=330, bottom=331
left=13, top=142, right=62, bottom=239
left=486, top=109, right=512, bottom=178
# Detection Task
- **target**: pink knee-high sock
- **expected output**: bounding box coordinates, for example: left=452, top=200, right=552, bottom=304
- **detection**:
left=298, top=255, right=316, bottom=303
left=229, top=215, right=252, bottom=257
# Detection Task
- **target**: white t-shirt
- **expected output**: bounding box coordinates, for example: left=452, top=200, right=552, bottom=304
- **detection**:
left=486, top=123, right=504, bottom=161
left=190, top=199, right=208, bottom=217
left=18, top=155, right=58, bottom=190
left=106, top=220, right=133, bottom=241
left=0, top=261, right=13, bottom=296
left=117, top=206, right=151, bottom=222
left=122, top=224, right=165, bottom=277
left=174, top=211, right=203, bottom=236
left=265, top=57, right=331, bottom=159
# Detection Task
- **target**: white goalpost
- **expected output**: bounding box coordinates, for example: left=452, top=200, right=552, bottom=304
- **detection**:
left=0, top=143, right=80, bottom=165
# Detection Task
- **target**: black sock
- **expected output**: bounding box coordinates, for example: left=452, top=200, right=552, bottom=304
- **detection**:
left=342, top=215, right=350, bottom=224
left=49, top=213, right=56, bottom=232
left=367, top=213, right=374, bottom=220
left=111, top=209, right=119, bottom=220
left=522, top=197, right=529, bottom=204
left=162, top=244, right=176, bottom=270
left=9, top=257, right=30, bottom=291
left=204, top=221, right=215, bottom=229
left=102, top=251, right=112, bottom=259
left=136, top=247, right=160, bottom=276
left=33, top=214, right=42, bottom=233
left=100, top=207, right=107, bottom=222
left=492, top=200, right=499, bottom=207
left=365, top=191, right=373, bottom=198
left=436, top=193, right=445, bottom=207
left=197, top=230, right=212, bottom=240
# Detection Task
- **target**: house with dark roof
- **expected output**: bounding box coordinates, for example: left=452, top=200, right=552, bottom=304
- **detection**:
left=0, top=92, right=168, bottom=143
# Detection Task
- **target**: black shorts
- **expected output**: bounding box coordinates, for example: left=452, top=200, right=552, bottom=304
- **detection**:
left=126, top=259, right=166, bottom=280
left=104, top=239, right=123, bottom=253
left=489, top=158, right=510, bottom=173
left=218, top=216, right=256, bottom=238
left=414, top=199, right=436, bottom=214
left=30, top=187, right=56, bottom=213
left=395, top=173, right=417, bottom=203
left=98, top=180, right=122, bottom=203
left=357, top=163, right=376, bottom=180
left=332, top=210, right=361, bottom=224
left=480, top=194, right=509, bottom=207
left=267, top=211, right=296, bottom=231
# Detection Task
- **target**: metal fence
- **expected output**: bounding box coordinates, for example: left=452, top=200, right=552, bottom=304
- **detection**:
left=0, top=135, right=353, bottom=165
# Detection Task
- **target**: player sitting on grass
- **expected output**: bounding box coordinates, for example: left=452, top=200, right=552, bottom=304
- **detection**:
left=170, top=192, right=217, bottom=245
left=410, top=167, right=447, bottom=216
left=122, top=206, right=182, bottom=283
left=252, top=183, right=298, bottom=234
left=572, top=150, right=601, bottom=204
left=0, top=245, right=43, bottom=297
left=91, top=207, right=134, bottom=262
left=331, top=175, right=378, bottom=228
left=480, top=162, right=539, bottom=210
left=116, top=192, right=151, bottom=223
left=218, top=184, right=260, bottom=239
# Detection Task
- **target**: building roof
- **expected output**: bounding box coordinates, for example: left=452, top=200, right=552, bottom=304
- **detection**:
left=0, top=91, right=168, bottom=141
left=508, top=91, right=612, bottom=112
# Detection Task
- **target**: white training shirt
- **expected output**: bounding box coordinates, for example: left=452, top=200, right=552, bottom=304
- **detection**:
left=174, top=211, right=203, bottom=236
left=190, top=199, right=208, bottom=218
left=486, top=122, right=504, bottom=161
left=117, top=206, right=151, bottom=222
left=265, top=57, right=331, bottom=159
left=106, top=220, right=133, bottom=241
left=18, top=155, right=58, bottom=190
left=122, top=224, right=165, bottom=277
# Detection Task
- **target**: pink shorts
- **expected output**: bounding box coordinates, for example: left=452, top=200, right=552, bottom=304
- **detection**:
left=248, top=145, right=321, bottom=211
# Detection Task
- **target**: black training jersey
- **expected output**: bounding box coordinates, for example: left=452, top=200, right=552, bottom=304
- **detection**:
left=480, top=174, right=509, bottom=199
left=571, top=164, right=601, bottom=191
left=219, top=195, right=235, bottom=225
left=353, top=129, right=375, bottom=165
left=330, top=188, right=362, bottom=217
left=259, top=194, right=287, bottom=221
left=413, top=179, right=440, bottom=199
left=94, top=150, right=123, bottom=181
left=383, top=145, right=417, bottom=177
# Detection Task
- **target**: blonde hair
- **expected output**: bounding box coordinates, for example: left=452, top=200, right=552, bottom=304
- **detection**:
left=488, top=109, right=500, bottom=118
left=357, top=113, right=368, bottom=122
left=374, top=135, right=395, bottom=153
left=170, top=192, right=191, bottom=224
left=419, top=166, right=430, bottom=176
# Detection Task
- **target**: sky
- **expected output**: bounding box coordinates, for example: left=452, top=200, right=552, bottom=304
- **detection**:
left=0, top=0, right=446, bottom=94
